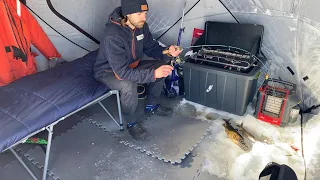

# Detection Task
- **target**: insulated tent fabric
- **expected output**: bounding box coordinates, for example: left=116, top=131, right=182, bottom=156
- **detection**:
left=0, top=50, right=108, bottom=153
left=26, top=0, right=118, bottom=71
left=218, top=0, right=320, bottom=111
left=27, top=0, right=237, bottom=70
left=25, top=0, right=320, bottom=114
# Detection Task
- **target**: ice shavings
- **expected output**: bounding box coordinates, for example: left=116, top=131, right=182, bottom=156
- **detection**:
left=176, top=99, right=320, bottom=180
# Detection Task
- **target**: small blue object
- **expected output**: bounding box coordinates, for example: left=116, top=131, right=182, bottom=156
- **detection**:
left=127, top=122, right=137, bottom=128
left=145, top=104, right=159, bottom=112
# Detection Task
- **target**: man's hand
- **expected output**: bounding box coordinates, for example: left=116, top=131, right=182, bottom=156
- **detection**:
left=154, top=65, right=174, bottom=79
left=168, top=45, right=183, bottom=57
left=49, top=57, right=67, bottom=68
left=162, top=45, right=183, bottom=57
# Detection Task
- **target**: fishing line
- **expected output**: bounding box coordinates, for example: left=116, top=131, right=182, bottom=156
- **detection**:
left=298, top=103, right=320, bottom=180
left=300, top=113, right=307, bottom=180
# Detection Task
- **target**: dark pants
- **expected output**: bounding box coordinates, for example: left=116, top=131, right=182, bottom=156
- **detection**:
left=100, top=60, right=166, bottom=123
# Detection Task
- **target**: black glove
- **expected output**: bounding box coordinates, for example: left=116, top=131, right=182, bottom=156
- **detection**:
left=49, top=58, right=67, bottom=68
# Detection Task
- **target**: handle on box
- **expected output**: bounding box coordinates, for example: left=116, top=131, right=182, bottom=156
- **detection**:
left=265, top=78, right=296, bottom=91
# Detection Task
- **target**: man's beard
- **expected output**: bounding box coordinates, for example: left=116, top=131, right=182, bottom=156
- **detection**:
left=129, top=19, right=145, bottom=29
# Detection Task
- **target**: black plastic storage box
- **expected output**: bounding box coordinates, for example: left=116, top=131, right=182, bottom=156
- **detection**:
left=183, top=21, right=264, bottom=116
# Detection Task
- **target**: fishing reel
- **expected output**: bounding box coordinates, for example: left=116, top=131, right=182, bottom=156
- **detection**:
left=162, top=47, right=185, bottom=98
left=172, top=56, right=184, bottom=66
left=170, top=56, right=184, bottom=76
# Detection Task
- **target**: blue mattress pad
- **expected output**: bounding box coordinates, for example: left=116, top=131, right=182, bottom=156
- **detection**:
left=0, top=50, right=109, bottom=153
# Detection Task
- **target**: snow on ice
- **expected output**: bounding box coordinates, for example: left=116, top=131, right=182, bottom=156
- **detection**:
left=176, top=99, right=320, bottom=180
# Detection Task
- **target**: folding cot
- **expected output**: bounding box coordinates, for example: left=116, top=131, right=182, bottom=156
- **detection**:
left=0, top=50, right=124, bottom=180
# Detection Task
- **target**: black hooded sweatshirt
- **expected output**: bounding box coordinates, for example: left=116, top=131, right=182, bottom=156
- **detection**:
left=93, top=7, right=170, bottom=84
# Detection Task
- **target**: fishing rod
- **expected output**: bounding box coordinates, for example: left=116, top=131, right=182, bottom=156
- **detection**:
left=176, top=0, right=187, bottom=46
left=164, top=0, right=188, bottom=97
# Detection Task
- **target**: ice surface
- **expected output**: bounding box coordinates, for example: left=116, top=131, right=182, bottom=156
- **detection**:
left=177, top=99, right=320, bottom=180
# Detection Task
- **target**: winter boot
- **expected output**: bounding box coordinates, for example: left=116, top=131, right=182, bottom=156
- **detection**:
left=145, top=104, right=173, bottom=116
left=127, top=122, right=147, bottom=140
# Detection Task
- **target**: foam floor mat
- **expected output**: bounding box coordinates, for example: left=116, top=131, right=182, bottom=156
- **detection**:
left=91, top=112, right=212, bottom=164
left=0, top=151, right=16, bottom=168
left=0, top=156, right=55, bottom=180
left=0, top=113, right=85, bottom=169
left=16, top=120, right=205, bottom=180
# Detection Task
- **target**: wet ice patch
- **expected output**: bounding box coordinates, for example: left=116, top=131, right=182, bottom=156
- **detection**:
left=175, top=98, right=237, bottom=121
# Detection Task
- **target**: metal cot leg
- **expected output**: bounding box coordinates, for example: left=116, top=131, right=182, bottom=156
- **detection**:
left=98, top=102, right=121, bottom=127
left=98, top=90, right=124, bottom=131
left=115, top=90, right=124, bottom=131
left=10, top=148, right=38, bottom=180
left=6, top=90, right=124, bottom=180
left=42, top=124, right=54, bottom=180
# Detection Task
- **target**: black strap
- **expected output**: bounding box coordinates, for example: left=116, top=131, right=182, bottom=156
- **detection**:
left=25, top=5, right=91, bottom=52
left=19, top=0, right=26, bottom=5
left=46, top=0, right=100, bottom=45
left=5, top=46, right=11, bottom=52
left=300, top=104, right=320, bottom=114
left=4, top=46, right=28, bottom=62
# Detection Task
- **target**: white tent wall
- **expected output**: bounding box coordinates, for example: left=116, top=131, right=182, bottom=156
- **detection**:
left=148, top=0, right=320, bottom=113
left=218, top=0, right=320, bottom=113
left=297, top=0, right=320, bottom=112
left=146, top=0, right=237, bottom=47
left=26, top=0, right=320, bottom=114
left=27, top=0, right=237, bottom=68
left=27, top=0, right=120, bottom=71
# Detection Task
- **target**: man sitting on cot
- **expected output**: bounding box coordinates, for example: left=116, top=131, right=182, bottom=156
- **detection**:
left=93, top=0, right=182, bottom=140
